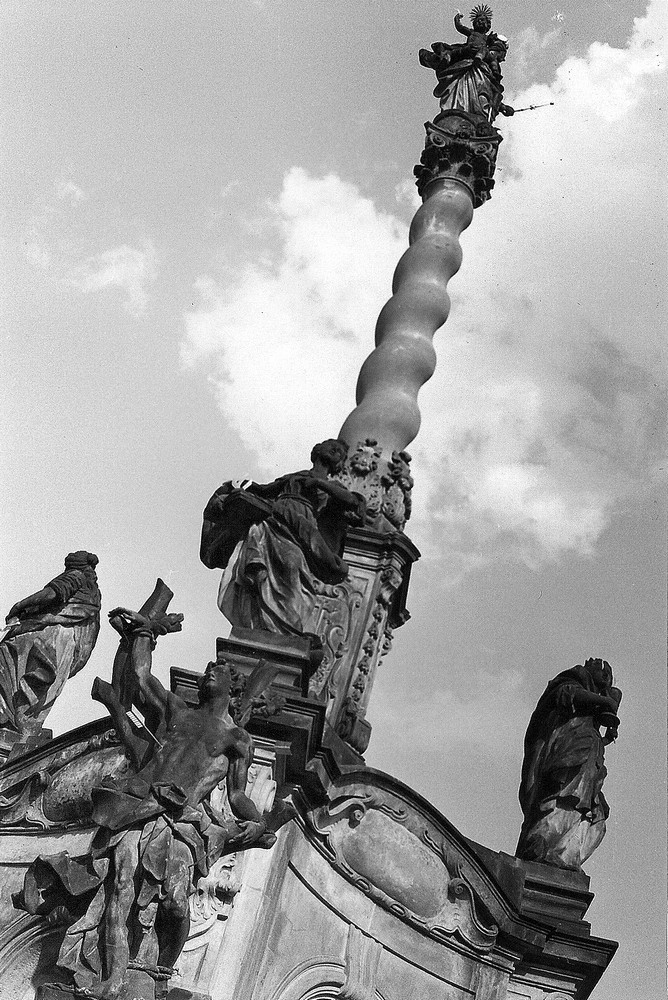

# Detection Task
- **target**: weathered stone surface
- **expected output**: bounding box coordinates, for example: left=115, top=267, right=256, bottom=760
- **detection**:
left=201, top=440, right=365, bottom=638
left=194, top=754, right=615, bottom=1000
left=516, top=658, right=621, bottom=870
left=12, top=597, right=293, bottom=1000
left=0, top=720, right=123, bottom=829
left=0, top=729, right=618, bottom=1000
left=333, top=439, right=413, bottom=533
left=414, top=110, right=502, bottom=207
left=0, top=552, right=100, bottom=760
left=305, top=527, right=419, bottom=754
left=419, top=8, right=514, bottom=124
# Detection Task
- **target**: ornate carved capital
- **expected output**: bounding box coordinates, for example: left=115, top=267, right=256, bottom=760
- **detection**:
left=414, top=111, right=502, bottom=208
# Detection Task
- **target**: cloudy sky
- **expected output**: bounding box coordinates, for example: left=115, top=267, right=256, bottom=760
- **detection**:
left=1, top=2, right=665, bottom=997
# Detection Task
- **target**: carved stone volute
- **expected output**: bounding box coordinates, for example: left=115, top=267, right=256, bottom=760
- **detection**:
left=414, top=111, right=502, bottom=207
left=304, top=527, right=419, bottom=755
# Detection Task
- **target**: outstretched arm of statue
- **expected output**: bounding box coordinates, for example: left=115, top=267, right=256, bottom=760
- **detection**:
left=454, top=11, right=471, bottom=36
left=108, top=607, right=183, bottom=717
left=6, top=585, right=58, bottom=621
left=316, top=476, right=363, bottom=511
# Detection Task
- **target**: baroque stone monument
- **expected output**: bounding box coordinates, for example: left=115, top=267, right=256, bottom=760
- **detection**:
left=0, top=10, right=619, bottom=1000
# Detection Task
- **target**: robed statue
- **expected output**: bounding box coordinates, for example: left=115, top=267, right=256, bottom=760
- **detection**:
left=419, top=5, right=514, bottom=123
left=201, top=439, right=365, bottom=636
left=0, top=551, right=101, bottom=745
left=15, top=606, right=293, bottom=999
left=516, top=658, right=621, bottom=870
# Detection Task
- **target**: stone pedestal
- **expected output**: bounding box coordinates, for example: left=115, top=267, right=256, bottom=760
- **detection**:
left=304, top=526, right=419, bottom=754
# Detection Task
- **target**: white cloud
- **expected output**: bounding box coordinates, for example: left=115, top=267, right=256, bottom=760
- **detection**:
left=182, top=1, right=666, bottom=572
left=24, top=179, right=157, bottom=317
left=183, top=169, right=406, bottom=467
left=70, top=240, right=158, bottom=315
left=511, top=25, right=561, bottom=84
left=57, top=180, right=87, bottom=204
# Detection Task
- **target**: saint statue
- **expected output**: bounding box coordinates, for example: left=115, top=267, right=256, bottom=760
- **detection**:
left=0, top=551, right=101, bottom=744
left=15, top=607, right=292, bottom=999
left=201, top=439, right=365, bottom=636
left=419, top=6, right=514, bottom=122
left=516, top=658, right=621, bottom=870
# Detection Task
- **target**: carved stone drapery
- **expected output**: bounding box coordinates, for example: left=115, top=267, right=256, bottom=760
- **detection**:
left=0, top=552, right=101, bottom=761
left=334, top=439, right=413, bottom=533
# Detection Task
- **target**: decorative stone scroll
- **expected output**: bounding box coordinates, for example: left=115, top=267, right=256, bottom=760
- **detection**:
left=304, top=530, right=418, bottom=755
left=305, top=783, right=498, bottom=954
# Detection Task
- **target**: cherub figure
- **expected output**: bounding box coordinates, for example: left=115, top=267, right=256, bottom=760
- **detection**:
left=451, top=4, right=495, bottom=65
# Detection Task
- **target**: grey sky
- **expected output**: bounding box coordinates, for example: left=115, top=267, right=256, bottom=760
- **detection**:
left=1, top=3, right=666, bottom=998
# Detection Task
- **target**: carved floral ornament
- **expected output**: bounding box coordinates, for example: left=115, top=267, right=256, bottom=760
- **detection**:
left=305, top=786, right=498, bottom=953
left=308, top=578, right=367, bottom=700
left=335, top=439, right=413, bottom=532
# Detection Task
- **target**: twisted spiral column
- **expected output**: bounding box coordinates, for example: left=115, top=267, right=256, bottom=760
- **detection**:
left=338, top=177, right=473, bottom=457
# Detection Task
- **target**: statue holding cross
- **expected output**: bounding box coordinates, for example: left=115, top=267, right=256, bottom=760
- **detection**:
left=16, top=597, right=292, bottom=1000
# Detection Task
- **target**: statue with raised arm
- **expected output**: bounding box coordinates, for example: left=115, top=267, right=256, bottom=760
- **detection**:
left=419, top=6, right=514, bottom=123
left=201, top=439, right=365, bottom=636
left=516, top=658, right=622, bottom=871
left=15, top=607, right=292, bottom=1000
left=0, top=551, right=100, bottom=747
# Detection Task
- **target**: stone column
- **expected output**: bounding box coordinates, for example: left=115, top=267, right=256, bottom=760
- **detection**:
left=325, top=111, right=502, bottom=753
left=338, top=176, right=473, bottom=462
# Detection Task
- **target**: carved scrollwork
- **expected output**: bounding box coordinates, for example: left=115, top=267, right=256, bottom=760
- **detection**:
left=335, top=588, right=394, bottom=752
left=188, top=853, right=242, bottom=931
left=308, top=579, right=365, bottom=701
left=414, top=111, right=502, bottom=208
left=306, top=788, right=498, bottom=953
left=0, top=726, right=123, bottom=829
